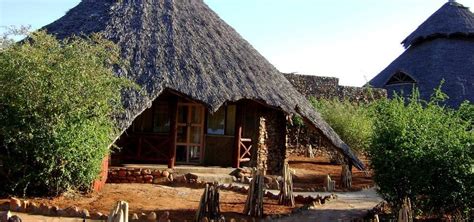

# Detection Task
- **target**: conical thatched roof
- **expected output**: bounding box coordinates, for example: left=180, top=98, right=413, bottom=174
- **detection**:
left=369, top=1, right=474, bottom=107
left=402, top=1, right=474, bottom=48
left=43, top=0, right=364, bottom=169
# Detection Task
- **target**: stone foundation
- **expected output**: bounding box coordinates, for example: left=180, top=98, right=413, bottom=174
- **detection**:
left=107, top=167, right=176, bottom=184
left=107, top=167, right=238, bottom=185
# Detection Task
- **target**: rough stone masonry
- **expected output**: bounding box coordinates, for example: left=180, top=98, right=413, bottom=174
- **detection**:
left=284, top=73, right=387, bottom=158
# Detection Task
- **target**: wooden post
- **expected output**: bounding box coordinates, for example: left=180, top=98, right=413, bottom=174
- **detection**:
left=278, top=162, right=295, bottom=206
left=307, top=144, right=314, bottom=158
left=398, top=197, right=413, bottom=222
left=325, top=175, right=335, bottom=192
left=244, top=168, right=265, bottom=217
left=168, top=97, right=178, bottom=169
left=195, top=183, right=221, bottom=221
left=233, top=105, right=243, bottom=168
left=340, top=159, right=352, bottom=189
left=107, top=201, right=129, bottom=222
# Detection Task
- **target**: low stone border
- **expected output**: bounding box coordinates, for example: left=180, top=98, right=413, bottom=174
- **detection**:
left=108, top=167, right=284, bottom=190
left=2, top=184, right=336, bottom=221
left=4, top=198, right=108, bottom=220
left=107, top=167, right=178, bottom=184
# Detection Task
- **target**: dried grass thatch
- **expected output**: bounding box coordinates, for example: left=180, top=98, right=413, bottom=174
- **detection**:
left=402, top=1, right=474, bottom=48
left=43, top=0, right=364, bottom=169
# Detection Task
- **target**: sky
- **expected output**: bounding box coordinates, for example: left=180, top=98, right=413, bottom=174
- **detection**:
left=1, top=0, right=473, bottom=86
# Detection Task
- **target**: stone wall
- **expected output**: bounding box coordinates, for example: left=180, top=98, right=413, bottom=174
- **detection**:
left=286, top=123, right=341, bottom=161
left=284, top=73, right=386, bottom=158
left=284, top=73, right=387, bottom=103
left=254, top=109, right=287, bottom=175
left=255, top=117, right=268, bottom=172
left=265, top=111, right=287, bottom=175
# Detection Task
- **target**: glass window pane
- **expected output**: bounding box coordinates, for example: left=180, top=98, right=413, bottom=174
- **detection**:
left=176, top=146, right=187, bottom=162
left=132, top=108, right=153, bottom=132
left=207, top=107, right=225, bottom=135
left=191, top=106, right=203, bottom=124
left=188, top=146, right=201, bottom=163
left=177, top=126, right=187, bottom=143
left=178, top=106, right=188, bottom=124
left=226, top=105, right=236, bottom=136
left=153, top=103, right=170, bottom=133
left=191, top=126, right=202, bottom=144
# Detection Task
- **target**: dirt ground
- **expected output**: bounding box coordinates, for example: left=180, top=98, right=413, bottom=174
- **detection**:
left=0, top=156, right=374, bottom=221
left=1, top=184, right=299, bottom=221
left=289, top=156, right=374, bottom=191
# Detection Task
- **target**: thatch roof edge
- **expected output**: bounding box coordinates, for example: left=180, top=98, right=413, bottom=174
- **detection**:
left=401, top=1, right=474, bottom=48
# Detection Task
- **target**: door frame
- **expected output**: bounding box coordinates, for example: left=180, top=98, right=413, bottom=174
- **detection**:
left=175, top=102, right=205, bottom=164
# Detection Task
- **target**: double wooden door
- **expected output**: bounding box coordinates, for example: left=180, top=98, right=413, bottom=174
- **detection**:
left=175, top=103, right=205, bottom=164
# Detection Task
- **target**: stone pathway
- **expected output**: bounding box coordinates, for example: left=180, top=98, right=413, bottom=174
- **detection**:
left=276, top=188, right=382, bottom=222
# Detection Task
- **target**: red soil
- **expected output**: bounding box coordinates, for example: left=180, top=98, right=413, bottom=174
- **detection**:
left=1, top=184, right=298, bottom=221
left=289, top=156, right=374, bottom=191
left=0, top=156, right=374, bottom=221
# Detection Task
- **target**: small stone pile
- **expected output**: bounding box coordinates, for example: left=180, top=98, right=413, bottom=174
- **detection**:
left=231, top=168, right=252, bottom=182
left=129, top=210, right=171, bottom=222
left=232, top=168, right=281, bottom=190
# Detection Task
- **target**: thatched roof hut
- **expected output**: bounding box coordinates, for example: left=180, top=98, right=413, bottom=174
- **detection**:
left=43, top=0, right=363, bottom=170
left=369, top=0, right=474, bottom=107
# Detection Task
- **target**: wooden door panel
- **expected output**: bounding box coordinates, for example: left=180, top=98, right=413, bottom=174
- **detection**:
left=175, top=103, right=205, bottom=164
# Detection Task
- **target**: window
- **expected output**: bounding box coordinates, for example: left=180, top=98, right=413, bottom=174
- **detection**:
left=207, top=105, right=236, bottom=135
left=207, top=108, right=225, bottom=135
left=225, top=105, right=236, bottom=135
left=386, top=71, right=416, bottom=86
left=153, top=103, right=170, bottom=133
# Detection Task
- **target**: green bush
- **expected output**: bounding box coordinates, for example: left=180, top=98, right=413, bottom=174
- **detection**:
left=458, top=101, right=474, bottom=129
left=0, top=31, right=133, bottom=196
left=310, top=98, right=374, bottom=153
left=369, top=91, right=473, bottom=218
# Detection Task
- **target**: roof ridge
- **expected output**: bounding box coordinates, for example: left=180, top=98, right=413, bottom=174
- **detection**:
left=401, top=1, right=474, bottom=48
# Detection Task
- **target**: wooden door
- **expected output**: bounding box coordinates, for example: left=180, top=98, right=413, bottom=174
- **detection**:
left=175, top=103, right=205, bottom=164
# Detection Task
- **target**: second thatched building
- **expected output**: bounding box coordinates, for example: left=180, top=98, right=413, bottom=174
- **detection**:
left=369, top=0, right=474, bottom=107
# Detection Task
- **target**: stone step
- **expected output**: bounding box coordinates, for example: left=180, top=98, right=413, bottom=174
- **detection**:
left=173, top=167, right=235, bottom=175
left=186, top=173, right=235, bottom=184
left=117, top=164, right=235, bottom=175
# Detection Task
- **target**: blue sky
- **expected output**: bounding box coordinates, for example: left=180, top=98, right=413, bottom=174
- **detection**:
left=1, top=0, right=473, bottom=86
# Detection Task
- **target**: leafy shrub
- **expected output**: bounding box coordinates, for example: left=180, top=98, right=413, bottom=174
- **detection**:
left=368, top=90, right=473, bottom=219
left=458, top=101, right=474, bottom=129
left=310, top=98, right=374, bottom=153
left=0, top=31, right=133, bottom=196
